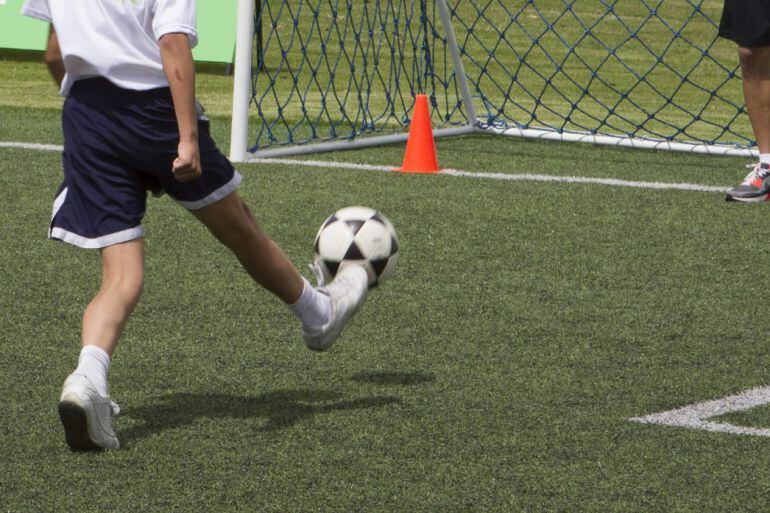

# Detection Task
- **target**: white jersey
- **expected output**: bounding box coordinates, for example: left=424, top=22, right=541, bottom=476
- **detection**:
left=22, top=0, right=197, bottom=96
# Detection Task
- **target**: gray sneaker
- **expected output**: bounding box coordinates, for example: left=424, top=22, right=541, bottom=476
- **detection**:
left=726, top=163, right=770, bottom=202
left=58, top=373, right=120, bottom=451
left=302, top=265, right=369, bottom=351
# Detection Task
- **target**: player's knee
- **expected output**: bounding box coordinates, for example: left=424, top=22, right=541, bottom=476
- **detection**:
left=738, top=47, right=770, bottom=77
left=213, top=201, right=265, bottom=249
left=104, top=268, right=144, bottom=305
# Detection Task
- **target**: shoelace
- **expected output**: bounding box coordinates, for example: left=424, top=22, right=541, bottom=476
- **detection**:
left=308, top=260, right=327, bottom=286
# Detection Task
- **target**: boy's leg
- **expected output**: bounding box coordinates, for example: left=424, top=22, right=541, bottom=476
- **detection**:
left=190, top=191, right=304, bottom=303
left=82, top=238, right=145, bottom=357
left=191, top=191, right=368, bottom=351
left=59, top=238, right=144, bottom=451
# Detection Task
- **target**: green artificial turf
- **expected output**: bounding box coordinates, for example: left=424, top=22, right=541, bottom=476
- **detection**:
left=3, top=51, right=770, bottom=513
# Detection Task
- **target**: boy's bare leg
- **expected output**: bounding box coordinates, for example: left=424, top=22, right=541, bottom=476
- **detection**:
left=191, top=191, right=304, bottom=304
left=192, top=191, right=369, bottom=352
left=81, top=238, right=145, bottom=356
left=59, top=238, right=143, bottom=451
left=72, top=238, right=144, bottom=396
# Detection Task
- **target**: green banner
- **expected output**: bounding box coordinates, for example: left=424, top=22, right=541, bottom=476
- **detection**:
left=0, top=0, right=236, bottom=63
left=194, top=0, right=237, bottom=63
left=0, top=0, right=47, bottom=51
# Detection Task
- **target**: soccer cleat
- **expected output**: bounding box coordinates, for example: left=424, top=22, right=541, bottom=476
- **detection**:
left=58, top=373, right=120, bottom=451
left=725, top=163, right=770, bottom=202
left=302, top=265, right=369, bottom=351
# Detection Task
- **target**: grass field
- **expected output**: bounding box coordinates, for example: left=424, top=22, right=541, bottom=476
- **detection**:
left=4, top=45, right=770, bottom=513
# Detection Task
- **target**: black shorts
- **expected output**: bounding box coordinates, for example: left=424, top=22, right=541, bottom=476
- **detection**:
left=52, top=78, right=242, bottom=249
left=719, top=0, right=770, bottom=47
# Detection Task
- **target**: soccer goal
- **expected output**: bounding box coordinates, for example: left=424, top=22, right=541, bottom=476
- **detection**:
left=229, top=0, right=756, bottom=163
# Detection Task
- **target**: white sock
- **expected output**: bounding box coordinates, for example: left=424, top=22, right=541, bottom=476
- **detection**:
left=287, top=278, right=331, bottom=327
left=760, top=154, right=770, bottom=167
left=74, top=345, right=111, bottom=397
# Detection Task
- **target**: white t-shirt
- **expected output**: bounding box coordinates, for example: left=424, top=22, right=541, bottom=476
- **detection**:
left=22, top=0, right=197, bottom=96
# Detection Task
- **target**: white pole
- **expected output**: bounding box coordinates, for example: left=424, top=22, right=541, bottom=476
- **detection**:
left=489, top=125, right=758, bottom=158
left=249, top=126, right=479, bottom=159
left=229, top=0, right=256, bottom=163
left=436, top=0, right=478, bottom=126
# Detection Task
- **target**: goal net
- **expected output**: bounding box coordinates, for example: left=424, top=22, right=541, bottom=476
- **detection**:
left=230, top=0, right=754, bottom=162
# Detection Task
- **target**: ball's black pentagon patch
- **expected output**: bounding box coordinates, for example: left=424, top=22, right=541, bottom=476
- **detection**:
left=370, top=212, right=387, bottom=226
left=370, top=257, right=389, bottom=277
left=322, top=215, right=338, bottom=228
left=344, top=241, right=365, bottom=260
left=345, top=219, right=366, bottom=235
left=324, top=259, right=340, bottom=278
left=390, top=236, right=399, bottom=255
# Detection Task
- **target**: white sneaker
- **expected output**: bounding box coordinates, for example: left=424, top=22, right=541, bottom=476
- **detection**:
left=725, top=162, right=770, bottom=202
left=302, top=265, right=369, bottom=351
left=58, top=373, right=120, bottom=450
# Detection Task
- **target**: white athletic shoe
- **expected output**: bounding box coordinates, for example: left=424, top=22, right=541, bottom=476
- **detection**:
left=725, top=162, right=770, bottom=202
left=58, top=373, right=120, bottom=451
left=302, top=265, right=369, bottom=351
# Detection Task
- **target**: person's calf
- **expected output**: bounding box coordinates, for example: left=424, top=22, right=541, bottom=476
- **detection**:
left=193, top=192, right=304, bottom=303
left=81, top=239, right=145, bottom=355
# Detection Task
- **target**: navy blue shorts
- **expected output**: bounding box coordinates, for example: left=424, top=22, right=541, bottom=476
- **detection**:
left=719, top=0, right=770, bottom=47
left=50, top=77, right=242, bottom=249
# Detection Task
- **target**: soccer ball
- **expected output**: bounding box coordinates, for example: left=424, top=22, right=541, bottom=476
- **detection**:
left=313, top=206, right=399, bottom=287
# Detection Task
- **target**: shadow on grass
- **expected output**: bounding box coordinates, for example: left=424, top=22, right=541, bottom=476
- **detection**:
left=351, top=371, right=435, bottom=386
left=119, top=390, right=400, bottom=445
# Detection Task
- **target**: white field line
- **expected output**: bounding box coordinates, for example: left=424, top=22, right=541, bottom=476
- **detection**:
left=1, top=141, right=64, bottom=152
left=630, top=386, right=770, bottom=437
left=254, top=157, right=731, bottom=193
left=2, top=141, right=730, bottom=193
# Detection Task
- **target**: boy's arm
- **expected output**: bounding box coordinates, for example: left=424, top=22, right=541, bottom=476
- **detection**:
left=159, top=33, right=201, bottom=182
left=44, top=25, right=64, bottom=88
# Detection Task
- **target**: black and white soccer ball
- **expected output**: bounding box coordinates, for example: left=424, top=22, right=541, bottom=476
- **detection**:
left=312, top=206, right=399, bottom=287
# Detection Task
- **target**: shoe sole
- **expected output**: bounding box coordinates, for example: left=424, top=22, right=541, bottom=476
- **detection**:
left=725, top=193, right=770, bottom=203
left=58, top=399, right=101, bottom=451
left=305, top=304, right=360, bottom=352
left=304, top=278, right=367, bottom=351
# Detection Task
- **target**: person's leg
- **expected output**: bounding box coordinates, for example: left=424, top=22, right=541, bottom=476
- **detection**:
left=191, top=191, right=368, bottom=351
left=725, top=45, right=770, bottom=201
left=190, top=191, right=304, bottom=304
left=59, top=238, right=144, bottom=451
left=82, top=238, right=145, bottom=356
left=739, top=45, right=770, bottom=154
left=72, top=238, right=144, bottom=396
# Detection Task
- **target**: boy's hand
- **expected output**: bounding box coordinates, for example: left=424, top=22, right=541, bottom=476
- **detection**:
left=172, top=139, right=202, bottom=182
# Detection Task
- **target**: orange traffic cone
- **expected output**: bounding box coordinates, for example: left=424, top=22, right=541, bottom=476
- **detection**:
left=395, top=94, right=440, bottom=173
